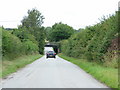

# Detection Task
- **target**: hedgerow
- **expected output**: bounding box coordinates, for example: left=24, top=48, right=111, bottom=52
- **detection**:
left=60, top=12, right=118, bottom=68
left=2, top=28, right=39, bottom=60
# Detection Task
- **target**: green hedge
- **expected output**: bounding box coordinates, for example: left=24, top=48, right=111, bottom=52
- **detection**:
left=2, top=29, right=23, bottom=59
left=2, top=28, right=39, bottom=60
left=60, top=12, right=118, bottom=68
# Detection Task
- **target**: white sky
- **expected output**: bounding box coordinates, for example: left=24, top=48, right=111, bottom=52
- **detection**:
left=0, top=0, right=119, bottom=29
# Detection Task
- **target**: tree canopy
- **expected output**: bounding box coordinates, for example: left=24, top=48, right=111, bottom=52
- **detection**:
left=21, top=8, right=44, bottom=28
left=20, top=8, right=45, bottom=54
left=48, top=22, right=75, bottom=42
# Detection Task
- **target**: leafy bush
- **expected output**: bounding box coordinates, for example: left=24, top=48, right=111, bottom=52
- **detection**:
left=23, top=39, right=39, bottom=54
left=2, top=29, right=23, bottom=60
left=60, top=12, right=118, bottom=67
left=12, top=26, right=45, bottom=54
left=2, top=28, right=39, bottom=60
left=12, top=28, right=38, bottom=45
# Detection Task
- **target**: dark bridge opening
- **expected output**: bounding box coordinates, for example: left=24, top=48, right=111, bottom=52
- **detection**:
left=45, top=44, right=59, bottom=54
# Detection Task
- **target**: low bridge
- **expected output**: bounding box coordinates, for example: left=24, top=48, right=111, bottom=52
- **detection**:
left=45, top=42, right=60, bottom=54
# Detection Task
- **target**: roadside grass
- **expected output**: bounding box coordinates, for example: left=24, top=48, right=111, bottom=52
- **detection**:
left=59, top=53, right=118, bottom=89
left=1, top=54, right=42, bottom=78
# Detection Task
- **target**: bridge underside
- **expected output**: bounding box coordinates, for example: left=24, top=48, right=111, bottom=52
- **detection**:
left=45, top=44, right=59, bottom=54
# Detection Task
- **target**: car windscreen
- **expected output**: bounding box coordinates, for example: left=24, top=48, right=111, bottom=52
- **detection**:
left=48, top=51, right=54, bottom=54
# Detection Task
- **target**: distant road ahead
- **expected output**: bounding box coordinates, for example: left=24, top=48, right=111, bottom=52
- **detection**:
left=2, top=47, right=109, bottom=88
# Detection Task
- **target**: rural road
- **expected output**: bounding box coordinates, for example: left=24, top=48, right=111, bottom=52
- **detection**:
left=1, top=47, right=109, bottom=88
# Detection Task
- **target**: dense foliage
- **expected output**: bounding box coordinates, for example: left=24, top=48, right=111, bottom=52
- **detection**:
left=45, top=27, right=52, bottom=41
left=21, top=8, right=45, bottom=54
left=21, top=8, right=44, bottom=28
left=46, top=22, right=75, bottom=42
left=2, top=28, right=39, bottom=60
left=60, top=12, right=118, bottom=68
left=2, top=8, right=45, bottom=60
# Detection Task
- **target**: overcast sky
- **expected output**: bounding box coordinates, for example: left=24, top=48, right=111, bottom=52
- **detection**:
left=0, top=0, right=119, bottom=29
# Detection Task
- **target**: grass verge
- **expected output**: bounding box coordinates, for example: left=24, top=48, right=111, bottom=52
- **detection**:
left=1, top=54, right=42, bottom=78
left=59, top=53, right=118, bottom=89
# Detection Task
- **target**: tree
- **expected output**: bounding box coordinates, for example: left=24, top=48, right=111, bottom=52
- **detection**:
left=12, top=27, right=38, bottom=45
left=21, top=8, right=44, bottom=29
left=49, top=22, right=75, bottom=42
left=45, top=27, right=52, bottom=41
left=21, top=8, right=45, bottom=54
left=33, top=26, right=45, bottom=54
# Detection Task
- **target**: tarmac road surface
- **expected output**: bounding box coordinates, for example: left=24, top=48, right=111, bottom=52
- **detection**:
left=1, top=47, right=109, bottom=88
